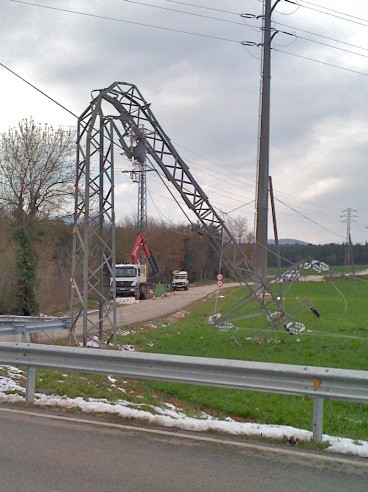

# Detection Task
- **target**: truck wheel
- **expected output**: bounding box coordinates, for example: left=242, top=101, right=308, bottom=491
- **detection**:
left=139, top=285, right=147, bottom=300
left=184, top=286, right=188, bottom=291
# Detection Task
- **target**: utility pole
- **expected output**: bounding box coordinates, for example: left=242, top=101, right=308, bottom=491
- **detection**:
left=254, top=0, right=279, bottom=290
left=341, top=208, right=357, bottom=266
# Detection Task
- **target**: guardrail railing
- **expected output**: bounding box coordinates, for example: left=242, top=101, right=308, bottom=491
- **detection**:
left=0, top=316, right=69, bottom=339
left=0, top=342, right=367, bottom=443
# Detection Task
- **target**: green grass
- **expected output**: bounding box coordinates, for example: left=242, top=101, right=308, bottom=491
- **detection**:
left=4, top=277, right=367, bottom=443
left=113, top=277, right=368, bottom=441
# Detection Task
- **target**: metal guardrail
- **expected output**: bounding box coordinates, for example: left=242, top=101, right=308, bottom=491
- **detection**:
left=0, top=316, right=69, bottom=339
left=0, top=342, right=367, bottom=443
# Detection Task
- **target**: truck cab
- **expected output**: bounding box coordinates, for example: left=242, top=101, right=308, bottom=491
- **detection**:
left=115, top=263, right=148, bottom=299
left=172, top=271, right=189, bottom=291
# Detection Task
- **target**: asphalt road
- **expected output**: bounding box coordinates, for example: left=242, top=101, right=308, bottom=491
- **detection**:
left=112, top=283, right=239, bottom=328
left=1, top=283, right=238, bottom=343
left=0, top=406, right=367, bottom=492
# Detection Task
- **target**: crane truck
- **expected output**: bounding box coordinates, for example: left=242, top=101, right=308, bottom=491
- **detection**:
left=114, top=232, right=159, bottom=300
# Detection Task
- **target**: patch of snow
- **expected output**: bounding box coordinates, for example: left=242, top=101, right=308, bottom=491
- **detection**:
left=1, top=370, right=368, bottom=458
left=145, top=322, right=157, bottom=329
left=327, top=437, right=368, bottom=458
left=118, top=329, right=136, bottom=337
left=0, top=376, right=25, bottom=393
left=0, top=365, right=25, bottom=393
left=79, top=336, right=100, bottom=348
left=120, top=344, right=136, bottom=352
left=0, top=393, right=24, bottom=403
left=170, top=310, right=190, bottom=319
left=116, top=298, right=139, bottom=305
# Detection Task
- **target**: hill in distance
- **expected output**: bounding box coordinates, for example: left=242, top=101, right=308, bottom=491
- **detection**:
left=268, top=238, right=311, bottom=246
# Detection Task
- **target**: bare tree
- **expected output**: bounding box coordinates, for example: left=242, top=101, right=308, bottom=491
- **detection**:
left=227, top=215, right=252, bottom=244
left=0, top=118, right=75, bottom=315
left=0, top=118, right=74, bottom=217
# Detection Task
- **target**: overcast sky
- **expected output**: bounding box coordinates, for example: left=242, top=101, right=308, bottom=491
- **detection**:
left=1, top=0, right=368, bottom=245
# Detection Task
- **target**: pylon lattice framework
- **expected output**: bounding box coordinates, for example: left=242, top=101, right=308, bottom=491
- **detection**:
left=71, top=82, right=298, bottom=345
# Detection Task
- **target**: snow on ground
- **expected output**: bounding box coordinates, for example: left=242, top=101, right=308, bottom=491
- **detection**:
left=0, top=365, right=367, bottom=458
left=116, top=298, right=139, bottom=305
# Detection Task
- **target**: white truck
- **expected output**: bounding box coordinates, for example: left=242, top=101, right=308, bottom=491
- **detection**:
left=113, top=232, right=159, bottom=300
left=172, top=271, right=189, bottom=291
left=115, top=263, right=149, bottom=300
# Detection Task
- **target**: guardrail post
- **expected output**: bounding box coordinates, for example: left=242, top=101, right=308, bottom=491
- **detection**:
left=21, top=325, right=27, bottom=343
left=26, top=367, right=36, bottom=403
left=312, top=397, right=323, bottom=443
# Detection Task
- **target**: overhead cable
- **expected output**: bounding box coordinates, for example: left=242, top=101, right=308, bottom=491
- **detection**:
left=273, top=20, right=368, bottom=52
left=8, top=0, right=240, bottom=44
left=279, top=31, right=368, bottom=59
left=275, top=197, right=346, bottom=240
left=118, top=0, right=247, bottom=26
left=0, top=61, right=78, bottom=118
left=273, top=47, right=368, bottom=77
left=298, top=0, right=368, bottom=24
left=159, top=0, right=241, bottom=17
left=285, top=0, right=368, bottom=27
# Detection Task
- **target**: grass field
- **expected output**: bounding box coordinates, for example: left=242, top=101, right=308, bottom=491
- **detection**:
left=8, top=275, right=366, bottom=443
left=110, top=276, right=368, bottom=441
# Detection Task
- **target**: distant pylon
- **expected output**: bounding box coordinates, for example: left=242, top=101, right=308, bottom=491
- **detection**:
left=341, top=208, right=357, bottom=266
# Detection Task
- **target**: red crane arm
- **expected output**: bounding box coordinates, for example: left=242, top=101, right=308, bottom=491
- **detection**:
left=130, top=232, right=160, bottom=274
left=130, top=232, right=151, bottom=264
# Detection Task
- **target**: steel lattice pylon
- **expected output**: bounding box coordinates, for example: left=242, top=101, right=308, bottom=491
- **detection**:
left=71, top=82, right=300, bottom=346
left=70, top=99, right=117, bottom=346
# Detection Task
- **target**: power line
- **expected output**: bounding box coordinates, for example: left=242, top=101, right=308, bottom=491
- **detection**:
left=118, top=0, right=247, bottom=26
left=147, top=171, right=254, bottom=206
left=0, top=61, right=78, bottom=118
left=278, top=30, right=368, bottom=60
left=174, top=142, right=342, bottom=212
left=273, top=47, right=368, bottom=78
left=8, top=0, right=240, bottom=44
left=297, top=0, right=368, bottom=25
left=285, top=0, right=368, bottom=27
left=8, top=1, right=368, bottom=77
left=273, top=21, right=368, bottom=53
left=122, top=0, right=368, bottom=60
left=118, top=0, right=368, bottom=60
left=275, top=197, right=345, bottom=240
left=158, top=0, right=241, bottom=17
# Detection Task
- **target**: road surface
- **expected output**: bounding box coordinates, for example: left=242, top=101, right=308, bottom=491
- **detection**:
left=2, top=283, right=238, bottom=342
left=0, top=406, right=367, bottom=491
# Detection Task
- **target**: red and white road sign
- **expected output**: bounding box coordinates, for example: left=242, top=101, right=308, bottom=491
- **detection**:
left=217, top=280, right=223, bottom=288
left=216, top=273, right=223, bottom=281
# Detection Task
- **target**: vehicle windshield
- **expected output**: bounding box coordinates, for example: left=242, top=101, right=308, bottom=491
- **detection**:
left=174, top=275, right=186, bottom=280
left=116, top=266, right=137, bottom=277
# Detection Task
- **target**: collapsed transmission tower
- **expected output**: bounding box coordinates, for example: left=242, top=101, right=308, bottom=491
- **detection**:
left=70, top=82, right=305, bottom=346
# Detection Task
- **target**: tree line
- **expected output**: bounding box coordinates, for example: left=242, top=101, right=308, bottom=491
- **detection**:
left=268, top=243, right=368, bottom=268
